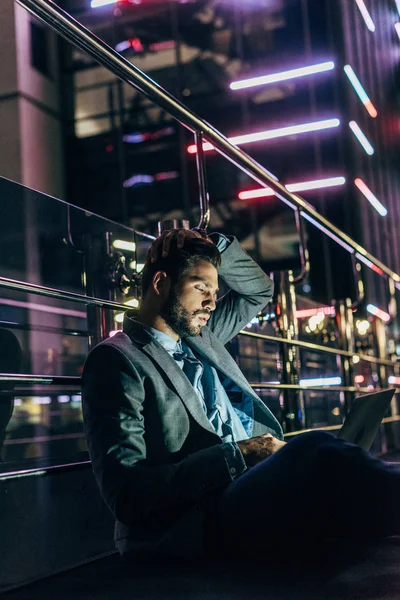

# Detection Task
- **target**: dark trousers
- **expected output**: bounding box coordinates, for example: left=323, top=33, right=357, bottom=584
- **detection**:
left=209, top=431, right=400, bottom=553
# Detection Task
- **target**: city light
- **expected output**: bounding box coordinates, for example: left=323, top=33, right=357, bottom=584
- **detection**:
left=296, top=306, right=335, bottom=319
left=395, top=22, right=400, bottom=41
left=354, top=0, right=376, bottom=32
left=389, top=376, right=400, bottom=385
left=187, top=118, right=340, bottom=154
left=396, top=0, right=400, bottom=17
left=113, top=239, right=136, bottom=252
left=344, top=65, right=377, bottom=117
left=355, top=252, right=384, bottom=275
left=91, top=0, right=118, bottom=7
left=299, top=377, right=342, bottom=387
left=355, top=319, right=370, bottom=335
left=354, top=178, right=387, bottom=216
left=114, top=312, right=125, bottom=323
left=230, top=61, right=335, bottom=90
left=354, top=375, right=365, bottom=384
left=366, top=304, right=391, bottom=322
left=239, top=177, right=345, bottom=200
left=124, top=298, right=140, bottom=308
left=349, top=121, right=374, bottom=155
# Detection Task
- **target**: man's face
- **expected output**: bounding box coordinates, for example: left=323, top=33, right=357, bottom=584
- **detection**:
left=161, top=260, right=218, bottom=338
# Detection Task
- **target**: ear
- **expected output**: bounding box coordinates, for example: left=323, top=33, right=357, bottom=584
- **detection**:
left=152, top=271, right=172, bottom=299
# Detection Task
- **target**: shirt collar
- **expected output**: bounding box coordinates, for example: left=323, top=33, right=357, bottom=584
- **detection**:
left=146, top=326, right=181, bottom=354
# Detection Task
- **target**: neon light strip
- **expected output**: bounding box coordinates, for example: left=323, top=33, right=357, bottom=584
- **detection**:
left=355, top=252, right=384, bottom=275
left=344, top=65, right=377, bottom=118
left=113, top=239, right=136, bottom=252
left=395, top=22, right=400, bottom=41
left=295, top=307, right=336, bottom=318
left=349, top=121, right=374, bottom=155
left=396, top=0, right=400, bottom=17
left=230, top=61, right=335, bottom=90
left=354, top=0, right=376, bottom=32
left=239, top=177, right=345, bottom=200
left=354, top=178, right=387, bottom=216
left=389, top=376, right=400, bottom=385
left=366, top=304, right=390, bottom=322
left=187, top=118, right=340, bottom=154
left=299, top=377, right=342, bottom=386
left=91, top=0, right=117, bottom=7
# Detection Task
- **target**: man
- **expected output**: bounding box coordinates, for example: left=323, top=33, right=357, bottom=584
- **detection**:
left=82, top=229, right=400, bottom=561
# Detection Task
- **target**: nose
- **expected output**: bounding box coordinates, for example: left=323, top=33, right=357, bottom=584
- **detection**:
left=203, top=293, right=216, bottom=312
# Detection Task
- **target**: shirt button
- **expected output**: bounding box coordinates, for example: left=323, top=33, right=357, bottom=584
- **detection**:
left=230, top=467, right=236, bottom=475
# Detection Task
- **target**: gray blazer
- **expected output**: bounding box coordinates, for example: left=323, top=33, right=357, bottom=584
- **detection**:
left=82, top=236, right=283, bottom=559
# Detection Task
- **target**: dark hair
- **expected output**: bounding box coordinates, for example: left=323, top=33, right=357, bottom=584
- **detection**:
left=141, top=237, right=222, bottom=297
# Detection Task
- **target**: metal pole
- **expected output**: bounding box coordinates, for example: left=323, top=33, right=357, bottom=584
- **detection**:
left=336, top=298, right=355, bottom=415
left=276, top=270, right=304, bottom=432
left=194, top=132, right=210, bottom=229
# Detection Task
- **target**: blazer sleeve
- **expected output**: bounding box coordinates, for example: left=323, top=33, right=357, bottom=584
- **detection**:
left=207, top=235, right=274, bottom=345
left=82, top=343, right=239, bottom=528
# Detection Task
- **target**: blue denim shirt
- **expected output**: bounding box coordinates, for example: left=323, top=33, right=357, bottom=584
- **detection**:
left=149, top=327, right=248, bottom=480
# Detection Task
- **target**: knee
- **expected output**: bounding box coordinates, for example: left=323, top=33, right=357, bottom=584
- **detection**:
left=287, top=430, right=335, bottom=449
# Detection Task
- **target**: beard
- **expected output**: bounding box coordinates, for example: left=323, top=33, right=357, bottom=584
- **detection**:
left=161, top=286, right=204, bottom=338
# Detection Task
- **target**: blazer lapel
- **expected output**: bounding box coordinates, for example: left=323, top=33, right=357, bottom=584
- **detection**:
left=140, top=341, right=217, bottom=435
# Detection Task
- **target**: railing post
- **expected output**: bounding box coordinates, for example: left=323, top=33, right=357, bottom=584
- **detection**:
left=276, top=270, right=304, bottom=432
left=335, top=298, right=355, bottom=415
left=373, top=317, right=397, bottom=452
left=83, top=232, right=115, bottom=349
left=194, top=131, right=210, bottom=230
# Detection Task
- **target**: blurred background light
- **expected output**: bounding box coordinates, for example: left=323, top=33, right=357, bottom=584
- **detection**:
left=239, top=176, right=345, bottom=200
left=354, top=0, right=376, bottom=32
left=354, top=178, right=387, bottom=216
left=349, top=121, right=374, bottom=155
left=366, top=304, right=391, bottom=322
left=188, top=118, right=340, bottom=153
left=344, top=65, right=378, bottom=117
left=230, top=61, right=335, bottom=90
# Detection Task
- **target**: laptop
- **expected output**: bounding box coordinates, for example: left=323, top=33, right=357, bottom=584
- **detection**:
left=337, top=388, right=396, bottom=451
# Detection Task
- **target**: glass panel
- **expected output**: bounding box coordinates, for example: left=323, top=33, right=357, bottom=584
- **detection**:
left=0, top=176, right=152, bottom=474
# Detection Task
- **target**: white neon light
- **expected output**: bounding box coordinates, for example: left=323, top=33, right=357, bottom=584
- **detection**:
left=389, top=376, right=400, bottom=385
left=187, top=118, right=340, bottom=153
left=239, top=177, right=345, bottom=200
left=396, top=0, right=400, bottom=16
left=91, top=0, right=117, bottom=7
left=395, top=22, right=400, bottom=41
left=230, top=61, right=335, bottom=90
left=349, top=121, right=374, bottom=155
left=299, top=377, right=342, bottom=387
left=354, top=0, right=376, bottom=32
left=113, top=239, right=136, bottom=252
left=354, top=178, right=387, bottom=216
left=344, top=65, right=377, bottom=117
left=366, top=304, right=390, bottom=322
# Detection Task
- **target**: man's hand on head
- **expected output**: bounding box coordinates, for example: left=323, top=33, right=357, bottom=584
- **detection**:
left=150, top=228, right=213, bottom=263
left=237, top=434, right=287, bottom=467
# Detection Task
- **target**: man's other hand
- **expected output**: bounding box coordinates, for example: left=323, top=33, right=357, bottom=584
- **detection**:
left=237, top=434, right=287, bottom=467
left=150, top=228, right=213, bottom=262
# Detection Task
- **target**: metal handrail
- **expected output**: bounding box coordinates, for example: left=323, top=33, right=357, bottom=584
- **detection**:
left=0, top=275, right=127, bottom=310
left=240, top=330, right=399, bottom=367
left=0, top=374, right=80, bottom=385
left=14, top=0, right=400, bottom=287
